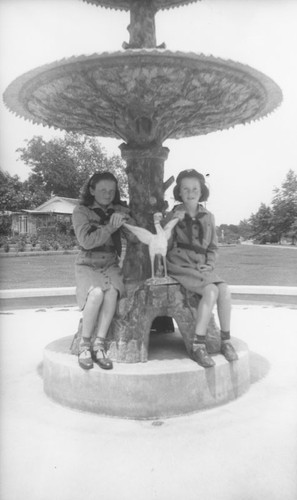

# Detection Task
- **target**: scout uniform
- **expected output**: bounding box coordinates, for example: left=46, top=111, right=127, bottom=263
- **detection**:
left=165, top=203, right=224, bottom=295
left=72, top=202, right=134, bottom=310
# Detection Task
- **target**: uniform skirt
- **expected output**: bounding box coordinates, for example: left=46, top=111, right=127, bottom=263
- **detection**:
left=75, top=249, right=125, bottom=310
left=167, top=247, right=224, bottom=296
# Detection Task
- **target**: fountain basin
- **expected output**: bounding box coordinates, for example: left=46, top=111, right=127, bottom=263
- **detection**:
left=3, top=50, right=282, bottom=145
left=82, top=0, right=201, bottom=11
left=43, top=333, right=250, bottom=419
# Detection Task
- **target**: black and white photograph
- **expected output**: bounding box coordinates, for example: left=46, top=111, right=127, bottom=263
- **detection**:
left=0, top=1, right=296, bottom=499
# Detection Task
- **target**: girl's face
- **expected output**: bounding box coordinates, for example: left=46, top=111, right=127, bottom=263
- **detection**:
left=90, top=179, right=117, bottom=207
left=179, top=177, right=202, bottom=205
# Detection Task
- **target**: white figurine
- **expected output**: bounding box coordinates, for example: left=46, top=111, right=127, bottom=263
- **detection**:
left=124, top=212, right=179, bottom=284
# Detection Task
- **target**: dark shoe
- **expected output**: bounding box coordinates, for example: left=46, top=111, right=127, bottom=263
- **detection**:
left=92, top=339, right=113, bottom=370
left=192, top=344, right=215, bottom=368
left=221, top=341, right=238, bottom=362
left=78, top=342, right=93, bottom=370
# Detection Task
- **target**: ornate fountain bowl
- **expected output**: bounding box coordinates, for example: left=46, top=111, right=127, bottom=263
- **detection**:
left=82, top=0, right=201, bottom=12
left=3, top=50, right=282, bottom=146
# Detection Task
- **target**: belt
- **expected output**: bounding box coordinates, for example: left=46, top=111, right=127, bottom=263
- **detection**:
left=177, top=242, right=207, bottom=255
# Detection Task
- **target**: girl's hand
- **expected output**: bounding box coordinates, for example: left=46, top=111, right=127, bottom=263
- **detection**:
left=109, top=212, right=128, bottom=229
left=199, top=264, right=212, bottom=273
left=173, top=208, right=186, bottom=221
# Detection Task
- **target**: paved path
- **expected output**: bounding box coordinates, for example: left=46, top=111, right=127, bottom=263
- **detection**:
left=0, top=304, right=296, bottom=500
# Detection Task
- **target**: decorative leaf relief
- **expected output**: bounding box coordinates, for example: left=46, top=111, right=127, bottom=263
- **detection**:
left=4, top=52, right=282, bottom=142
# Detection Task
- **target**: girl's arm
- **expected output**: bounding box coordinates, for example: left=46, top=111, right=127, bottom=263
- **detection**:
left=205, top=214, right=219, bottom=270
left=162, top=205, right=185, bottom=225
left=161, top=208, right=184, bottom=251
left=72, top=205, right=116, bottom=250
left=116, top=206, right=139, bottom=242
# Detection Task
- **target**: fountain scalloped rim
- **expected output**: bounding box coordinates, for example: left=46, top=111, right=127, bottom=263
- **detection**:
left=82, top=0, right=201, bottom=12
left=3, top=49, right=283, bottom=142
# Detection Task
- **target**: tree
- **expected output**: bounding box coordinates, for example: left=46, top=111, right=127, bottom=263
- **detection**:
left=249, top=203, right=275, bottom=244
left=217, top=224, right=240, bottom=244
left=17, top=133, right=128, bottom=200
left=286, top=218, right=297, bottom=245
left=0, top=170, right=33, bottom=211
left=238, top=219, right=253, bottom=241
left=271, top=169, right=297, bottom=243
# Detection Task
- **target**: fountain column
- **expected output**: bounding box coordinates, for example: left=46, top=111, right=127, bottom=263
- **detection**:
left=120, top=143, right=169, bottom=282
left=123, top=0, right=158, bottom=49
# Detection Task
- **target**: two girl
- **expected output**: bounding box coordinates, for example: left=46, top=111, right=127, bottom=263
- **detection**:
left=73, top=168, right=237, bottom=370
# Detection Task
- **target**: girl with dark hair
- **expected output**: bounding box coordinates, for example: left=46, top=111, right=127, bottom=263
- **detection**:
left=72, top=171, right=135, bottom=370
left=79, top=171, right=122, bottom=207
left=164, top=169, right=238, bottom=368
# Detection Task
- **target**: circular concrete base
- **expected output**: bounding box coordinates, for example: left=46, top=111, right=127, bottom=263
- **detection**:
left=43, top=332, right=250, bottom=419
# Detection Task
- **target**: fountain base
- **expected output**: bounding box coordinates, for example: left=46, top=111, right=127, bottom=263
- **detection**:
left=70, top=282, right=224, bottom=363
left=43, top=333, right=250, bottom=419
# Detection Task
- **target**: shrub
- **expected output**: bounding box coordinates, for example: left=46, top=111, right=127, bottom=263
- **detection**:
left=55, top=220, right=70, bottom=234
left=39, top=238, right=51, bottom=251
left=29, top=234, right=39, bottom=247
left=8, top=234, right=20, bottom=244
left=58, top=233, right=77, bottom=250
left=0, top=215, right=12, bottom=236
left=1, top=236, right=10, bottom=252
left=0, top=218, right=78, bottom=253
left=0, top=235, right=7, bottom=248
left=16, top=237, right=26, bottom=252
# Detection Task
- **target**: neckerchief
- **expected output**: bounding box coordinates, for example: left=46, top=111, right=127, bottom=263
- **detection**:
left=184, top=212, right=206, bottom=245
left=92, top=207, right=122, bottom=256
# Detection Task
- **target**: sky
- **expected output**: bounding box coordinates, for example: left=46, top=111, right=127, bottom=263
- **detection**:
left=0, top=0, right=297, bottom=224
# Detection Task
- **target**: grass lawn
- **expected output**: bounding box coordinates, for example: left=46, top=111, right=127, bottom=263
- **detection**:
left=0, top=245, right=296, bottom=289
left=0, top=253, right=77, bottom=289
left=216, top=244, right=297, bottom=286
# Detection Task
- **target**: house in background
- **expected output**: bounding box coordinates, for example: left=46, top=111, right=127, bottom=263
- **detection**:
left=11, top=196, right=79, bottom=234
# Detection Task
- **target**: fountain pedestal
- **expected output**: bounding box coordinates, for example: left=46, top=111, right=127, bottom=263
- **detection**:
left=71, top=282, right=222, bottom=363
left=44, top=334, right=250, bottom=419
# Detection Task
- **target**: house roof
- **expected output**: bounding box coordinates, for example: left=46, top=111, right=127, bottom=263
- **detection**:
left=23, top=196, right=79, bottom=214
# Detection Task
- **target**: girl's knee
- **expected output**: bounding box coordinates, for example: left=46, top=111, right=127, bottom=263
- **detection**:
left=87, top=287, right=104, bottom=303
left=217, top=283, right=231, bottom=299
left=204, top=284, right=219, bottom=299
left=104, top=286, right=119, bottom=302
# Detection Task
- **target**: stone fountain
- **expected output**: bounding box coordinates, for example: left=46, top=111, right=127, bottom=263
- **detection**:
left=3, top=0, right=282, bottom=418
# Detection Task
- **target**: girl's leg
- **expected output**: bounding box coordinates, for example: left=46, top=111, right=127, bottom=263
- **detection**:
left=195, top=284, right=219, bottom=336
left=95, top=286, right=118, bottom=339
left=216, top=283, right=231, bottom=333
left=82, top=287, right=104, bottom=338
left=217, top=283, right=238, bottom=362
left=92, top=286, right=119, bottom=370
left=78, top=287, right=104, bottom=370
left=192, top=284, right=218, bottom=368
